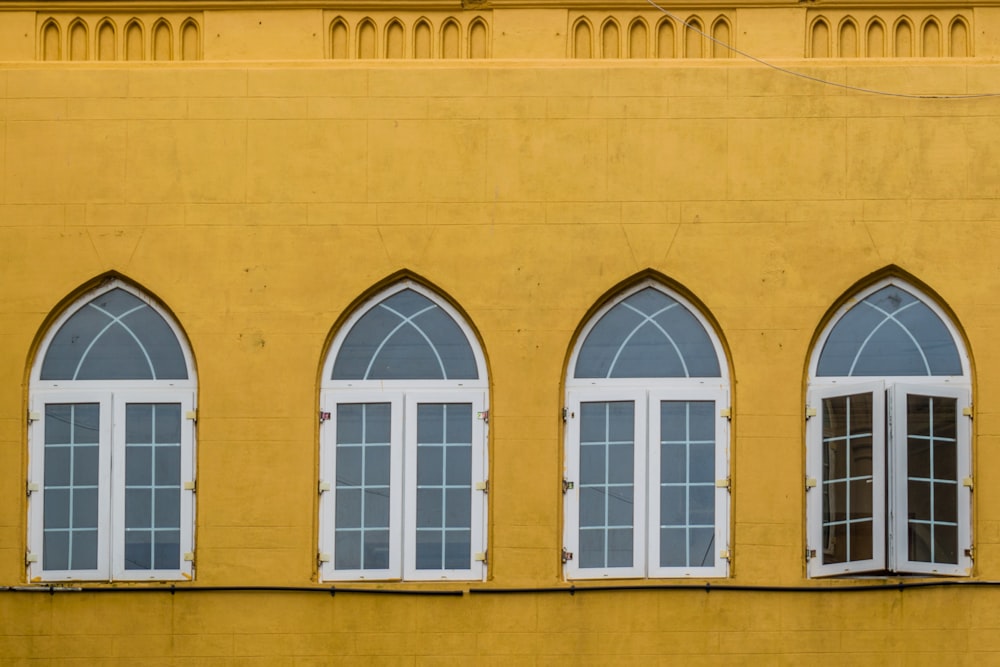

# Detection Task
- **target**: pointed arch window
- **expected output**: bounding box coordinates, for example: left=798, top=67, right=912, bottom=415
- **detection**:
left=564, top=282, right=730, bottom=579
left=806, top=279, right=972, bottom=577
left=28, top=280, right=196, bottom=582
left=319, top=281, right=488, bottom=581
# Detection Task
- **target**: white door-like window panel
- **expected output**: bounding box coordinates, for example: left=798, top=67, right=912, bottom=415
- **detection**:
left=565, top=281, right=730, bottom=580
left=28, top=280, right=197, bottom=583
left=807, top=278, right=972, bottom=578
left=320, top=281, right=488, bottom=582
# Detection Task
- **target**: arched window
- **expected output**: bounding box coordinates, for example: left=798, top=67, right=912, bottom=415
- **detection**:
left=319, top=281, right=488, bottom=581
left=564, top=281, right=730, bottom=579
left=806, top=278, right=971, bottom=577
left=28, top=279, right=197, bottom=582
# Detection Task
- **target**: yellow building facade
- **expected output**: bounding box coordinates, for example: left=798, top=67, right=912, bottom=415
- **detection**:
left=4, top=0, right=1000, bottom=663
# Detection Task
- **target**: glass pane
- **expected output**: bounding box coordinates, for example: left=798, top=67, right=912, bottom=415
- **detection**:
left=607, top=528, right=633, bottom=567
left=690, top=528, right=715, bottom=567
left=579, top=528, right=605, bottom=568
left=154, top=530, right=180, bottom=570
left=335, top=531, right=361, bottom=570
left=415, top=530, right=442, bottom=569
left=445, top=530, right=471, bottom=569
left=821, top=393, right=874, bottom=566
left=331, top=289, right=478, bottom=380
left=125, top=530, right=152, bottom=570
left=363, top=530, right=390, bottom=570
left=660, top=527, right=686, bottom=567
left=40, top=288, right=188, bottom=381
left=848, top=520, right=873, bottom=561
left=817, top=286, right=962, bottom=377
left=575, top=287, right=721, bottom=379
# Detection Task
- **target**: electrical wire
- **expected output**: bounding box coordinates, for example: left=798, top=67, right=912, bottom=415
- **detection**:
left=643, top=0, right=1000, bottom=100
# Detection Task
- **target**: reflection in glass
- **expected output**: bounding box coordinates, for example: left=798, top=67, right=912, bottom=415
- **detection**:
left=821, top=393, right=874, bottom=565
left=906, top=395, right=958, bottom=564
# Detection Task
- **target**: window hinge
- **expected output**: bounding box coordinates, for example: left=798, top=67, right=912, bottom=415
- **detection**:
left=562, top=407, right=568, bottom=422
left=25, top=552, right=38, bottom=566
left=805, top=477, right=817, bottom=491
left=317, top=552, right=331, bottom=565
left=319, top=411, right=331, bottom=424
left=475, top=480, right=489, bottom=493
left=805, top=406, right=817, bottom=420
left=319, top=481, right=332, bottom=494
left=27, top=410, right=40, bottom=424
left=965, top=547, right=974, bottom=561
left=720, top=408, right=732, bottom=420
left=962, top=477, right=974, bottom=490
left=26, top=481, right=39, bottom=497
left=806, top=548, right=816, bottom=561
left=183, top=552, right=195, bottom=563
left=962, top=406, right=974, bottom=418
left=185, top=410, right=197, bottom=422
left=183, top=480, right=196, bottom=492
left=562, top=478, right=575, bottom=494
left=715, top=478, right=730, bottom=490
left=561, top=547, right=574, bottom=563
left=477, top=410, right=489, bottom=424
left=474, top=551, right=488, bottom=564
left=720, top=549, right=731, bottom=561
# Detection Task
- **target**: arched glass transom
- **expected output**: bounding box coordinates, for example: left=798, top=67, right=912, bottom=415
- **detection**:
left=40, top=288, right=188, bottom=381
left=816, top=285, right=962, bottom=377
left=574, top=287, right=721, bottom=379
left=332, top=288, right=478, bottom=381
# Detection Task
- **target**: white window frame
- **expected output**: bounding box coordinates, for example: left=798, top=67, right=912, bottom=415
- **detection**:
left=564, top=281, right=731, bottom=579
left=319, top=281, right=489, bottom=582
left=806, top=278, right=973, bottom=578
left=28, top=280, right=197, bottom=583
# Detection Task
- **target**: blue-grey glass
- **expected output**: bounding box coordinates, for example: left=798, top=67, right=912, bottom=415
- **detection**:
left=661, top=527, right=687, bottom=567
left=336, top=404, right=363, bottom=444
left=125, top=531, right=152, bottom=570
left=660, top=402, right=687, bottom=442
left=445, top=530, right=470, bottom=569
left=445, top=489, right=471, bottom=528
left=335, top=489, right=362, bottom=528
left=44, top=489, right=70, bottom=529
left=817, top=286, right=962, bottom=377
left=662, top=444, right=686, bottom=484
left=363, top=489, right=390, bottom=528
left=73, top=488, right=99, bottom=529
left=73, top=404, right=100, bottom=443
left=335, top=531, right=361, bottom=570
left=689, top=486, right=715, bottom=525
left=332, top=289, right=478, bottom=380
left=73, top=446, right=100, bottom=488
left=126, top=446, right=151, bottom=485
left=690, top=443, right=715, bottom=483
left=41, top=289, right=188, bottom=381
left=365, top=445, right=391, bottom=486
left=417, top=446, right=443, bottom=485
left=336, top=447, right=362, bottom=487
left=126, top=404, right=153, bottom=443
left=415, top=530, right=442, bottom=569
left=363, top=530, right=390, bottom=569
left=45, top=447, right=71, bottom=487
left=607, top=487, right=633, bottom=526
left=607, top=445, right=633, bottom=484
left=579, top=528, right=604, bottom=568
left=446, top=445, right=471, bottom=485
left=690, top=528, right=715, bottom=567
left=579, top=445, right=605, bottom=486
left=417, top=404, right=444, bottom=443
left=45, top=405, right=72, bottom=444
left=575, top=288, right=721, bottom=379
left=72, top=530, right=99, bottom=570
left=154, top=446, right=180, bottom=486
left=43, top=532, right=69, bottom=570
left=661, top=486, right=686, bottom=526
left=417, top=489, right=443, bottom=528
left=580, top=404, right=605, bottom=443
left=608, top=403, right=634, bottom=442
left=607, top=528, right=633, bottom=567
left=365, top=403, right=391, bottom=443
left=579, top=487, right=606, bottom=528
left=154, top=489, right=180, bottom=528
left=126, top=489, right=151, bottom=529
left=155, top=404, right=181, bottom=443
left=689, top=402, right=715, bottom=440
left=154, top=530, right=180, bottom=569
left=446, top=404, right=472, bottom=443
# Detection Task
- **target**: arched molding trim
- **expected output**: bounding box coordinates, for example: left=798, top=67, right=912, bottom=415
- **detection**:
left=468, top=17, right=489, bottom=58
left=572, top=17, right=593, bottom=58
left=600, top=17, right=621, bottom=58
left=96, top=17, right=117, bottom=61
left=949, top=16, right=970, bottom=56
left=865, top=17, right=886, bottom=57
left=809, top=17, right=831, bottom=58
left=838, top=16, right=859, bottom=58
left=40, top=18, right=61, bottom=60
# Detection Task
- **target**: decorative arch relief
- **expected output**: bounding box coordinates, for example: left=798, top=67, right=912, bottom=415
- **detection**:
left=326, top=11, right=492, bottom=59
left=569, top=11, right=735, bottom=59
left=807, top=10, right=971, bottom=57
left=37, top=13, right=201, bottom=61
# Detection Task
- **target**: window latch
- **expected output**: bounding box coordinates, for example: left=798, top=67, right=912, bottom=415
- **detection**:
left=561, top=548, right=574, bottom=563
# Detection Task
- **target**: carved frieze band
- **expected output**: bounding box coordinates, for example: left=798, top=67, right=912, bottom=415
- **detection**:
left=38, top=13, right=203, bottom=61
left=326, top=12, right=492, bottom=59
left=569, top=12, right=735, bottom=58
left=808, top=10, right=971, bottom=57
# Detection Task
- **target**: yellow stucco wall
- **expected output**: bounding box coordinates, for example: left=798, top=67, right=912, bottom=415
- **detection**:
left=4, top=2, right=1000, bottom=662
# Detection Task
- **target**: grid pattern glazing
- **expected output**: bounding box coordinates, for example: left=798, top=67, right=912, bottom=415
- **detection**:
left=659, top=401, right=715, bottom=568
left=124, top=403, right=182, bottom=571
left=43, top=403, right=100, bottom=571
left=578, top=401, right=635, bottom=569
left=906, top=395, right=959, bottom=564
left=334, top=403, right=392, bottom=571
left=415, top=403, right=472, bottom=570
